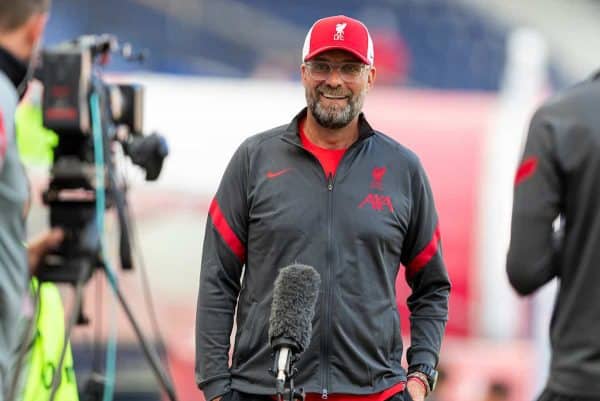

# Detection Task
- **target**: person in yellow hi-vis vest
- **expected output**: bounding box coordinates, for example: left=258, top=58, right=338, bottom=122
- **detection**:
left=9, top=85, right=79, bottom=401
left=15, top=81, right=57, bottom=167
left=19, top=278, right=78, bottom=401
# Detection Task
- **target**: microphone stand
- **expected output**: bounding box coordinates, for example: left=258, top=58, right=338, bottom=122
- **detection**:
left=271, top=349, right=305, bottom=401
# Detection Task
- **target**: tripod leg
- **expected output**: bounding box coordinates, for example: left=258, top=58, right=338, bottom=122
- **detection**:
left=48, top=260, right=91, bottom=401
left=106, top=269, right=178, bottom=401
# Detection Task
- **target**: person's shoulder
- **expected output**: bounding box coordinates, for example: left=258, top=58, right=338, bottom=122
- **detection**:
left=371, top=130, right=421, bottom=168
left=530, top=75, right=600, bottom=132
left=539, top=75, right=600, bottom=115
left=241, top=123, right=289, bottom=151
left=0, top=71, right=18, bottom=111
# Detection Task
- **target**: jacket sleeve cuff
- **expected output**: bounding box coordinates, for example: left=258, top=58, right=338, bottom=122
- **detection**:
left=198, top=375, right=231, bottom=401
left=408, top=350, right=438, bottom=368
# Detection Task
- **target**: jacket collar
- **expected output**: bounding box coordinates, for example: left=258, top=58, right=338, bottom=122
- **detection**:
left=0, top=46, right=28, bottom=91
left=282, top=107, right=376, bottom=145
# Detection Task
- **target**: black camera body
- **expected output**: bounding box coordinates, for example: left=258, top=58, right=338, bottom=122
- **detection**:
left=37, top=35, right=168, bottom=283
left=42, top=35, right=144, bottom=137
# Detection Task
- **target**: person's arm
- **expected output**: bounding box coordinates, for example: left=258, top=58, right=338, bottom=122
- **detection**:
left=0, top=109, right=8, bottom=172
left=400, top=160, right=451, bottom=398
left=506, top=110, right=562, bottom=296
left=27, top=228, right=64, bottom=276
left=195, top=142, right=249, bottom=401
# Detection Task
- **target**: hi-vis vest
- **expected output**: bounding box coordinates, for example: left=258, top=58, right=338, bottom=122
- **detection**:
left=21, top=278, right=78, bottom=401
left=15, top=94, right=58, bottom=166
left=14, top=97, right=78, bottom=401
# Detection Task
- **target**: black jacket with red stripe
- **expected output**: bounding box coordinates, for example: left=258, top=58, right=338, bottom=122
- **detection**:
left=196, top=109, right=450, bottom=401
left=507, top=75, right=600, bottom=397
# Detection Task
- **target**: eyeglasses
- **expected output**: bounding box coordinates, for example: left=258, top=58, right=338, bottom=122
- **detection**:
left=304, top=61, right=369, bottom=83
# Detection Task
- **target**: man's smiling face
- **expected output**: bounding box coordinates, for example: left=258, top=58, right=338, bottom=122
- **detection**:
left=302, top=49, right=375, bottom=130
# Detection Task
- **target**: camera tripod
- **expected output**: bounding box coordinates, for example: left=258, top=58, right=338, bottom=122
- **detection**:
left=45, top=257, right=179, bottom=401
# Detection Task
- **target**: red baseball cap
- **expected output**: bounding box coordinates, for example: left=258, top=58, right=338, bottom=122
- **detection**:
left=302, top=15, right=375, bottom=66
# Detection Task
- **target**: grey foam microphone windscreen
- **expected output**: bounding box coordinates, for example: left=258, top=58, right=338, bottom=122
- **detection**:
left=268, top=264, right=321, bottom=356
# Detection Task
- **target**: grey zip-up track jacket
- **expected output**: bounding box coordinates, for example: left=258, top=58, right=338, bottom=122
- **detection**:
left=0, top=47, right=29, bottom=397
left=508, top=75, right=600, bottom=397
left=196, top=109, right=450, bottom=401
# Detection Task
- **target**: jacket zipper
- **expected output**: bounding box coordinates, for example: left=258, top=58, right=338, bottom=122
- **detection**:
left=282, top=135, right=366, bottom=398
left=322, top=173, right=334, bottom=399
left=282, top=138, right=333, bottom=397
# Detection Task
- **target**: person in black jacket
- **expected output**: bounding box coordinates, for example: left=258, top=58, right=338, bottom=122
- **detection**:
left=507, top=74, right=600, bottom=400
left=196, top=15, right=451, bottom=401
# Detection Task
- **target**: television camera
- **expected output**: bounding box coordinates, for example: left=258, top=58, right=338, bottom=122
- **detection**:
left=37, top=34, right=168, bottom=283
left=32, top=35, right=177, bottom=401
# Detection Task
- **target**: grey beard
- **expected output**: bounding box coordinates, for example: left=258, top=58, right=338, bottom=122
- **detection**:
left=306, top=88, right=365, bottom=129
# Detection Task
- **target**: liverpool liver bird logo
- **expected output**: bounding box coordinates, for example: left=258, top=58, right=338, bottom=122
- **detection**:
left=371, top=166, right=387, bottom=190
left=334, top=23, right=347, bottom=40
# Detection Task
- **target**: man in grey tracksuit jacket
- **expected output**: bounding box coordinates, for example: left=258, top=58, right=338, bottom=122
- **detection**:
left=508, top=73, right=600, bottom=401
left=196, top=15, right=451, bottom=401
left=0, top=45, right=29, bottom=401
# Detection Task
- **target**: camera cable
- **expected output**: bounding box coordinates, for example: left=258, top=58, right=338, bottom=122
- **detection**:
left=91, top=91, right=178, bottom=401
left=90, top=92, right=119, bottom=401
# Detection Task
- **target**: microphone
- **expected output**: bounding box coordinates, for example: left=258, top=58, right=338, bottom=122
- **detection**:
left=268, top=264, right=321, bottom=396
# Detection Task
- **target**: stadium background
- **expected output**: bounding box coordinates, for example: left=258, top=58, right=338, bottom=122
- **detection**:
left=21, top=1, right=600, bottom=400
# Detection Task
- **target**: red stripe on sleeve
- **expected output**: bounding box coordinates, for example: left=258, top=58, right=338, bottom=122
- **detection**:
left=406, top=225, right=440, bottom=280
left=515, top=156, right=538, bottom=186
left=209, top=198, right=246, bottom=263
